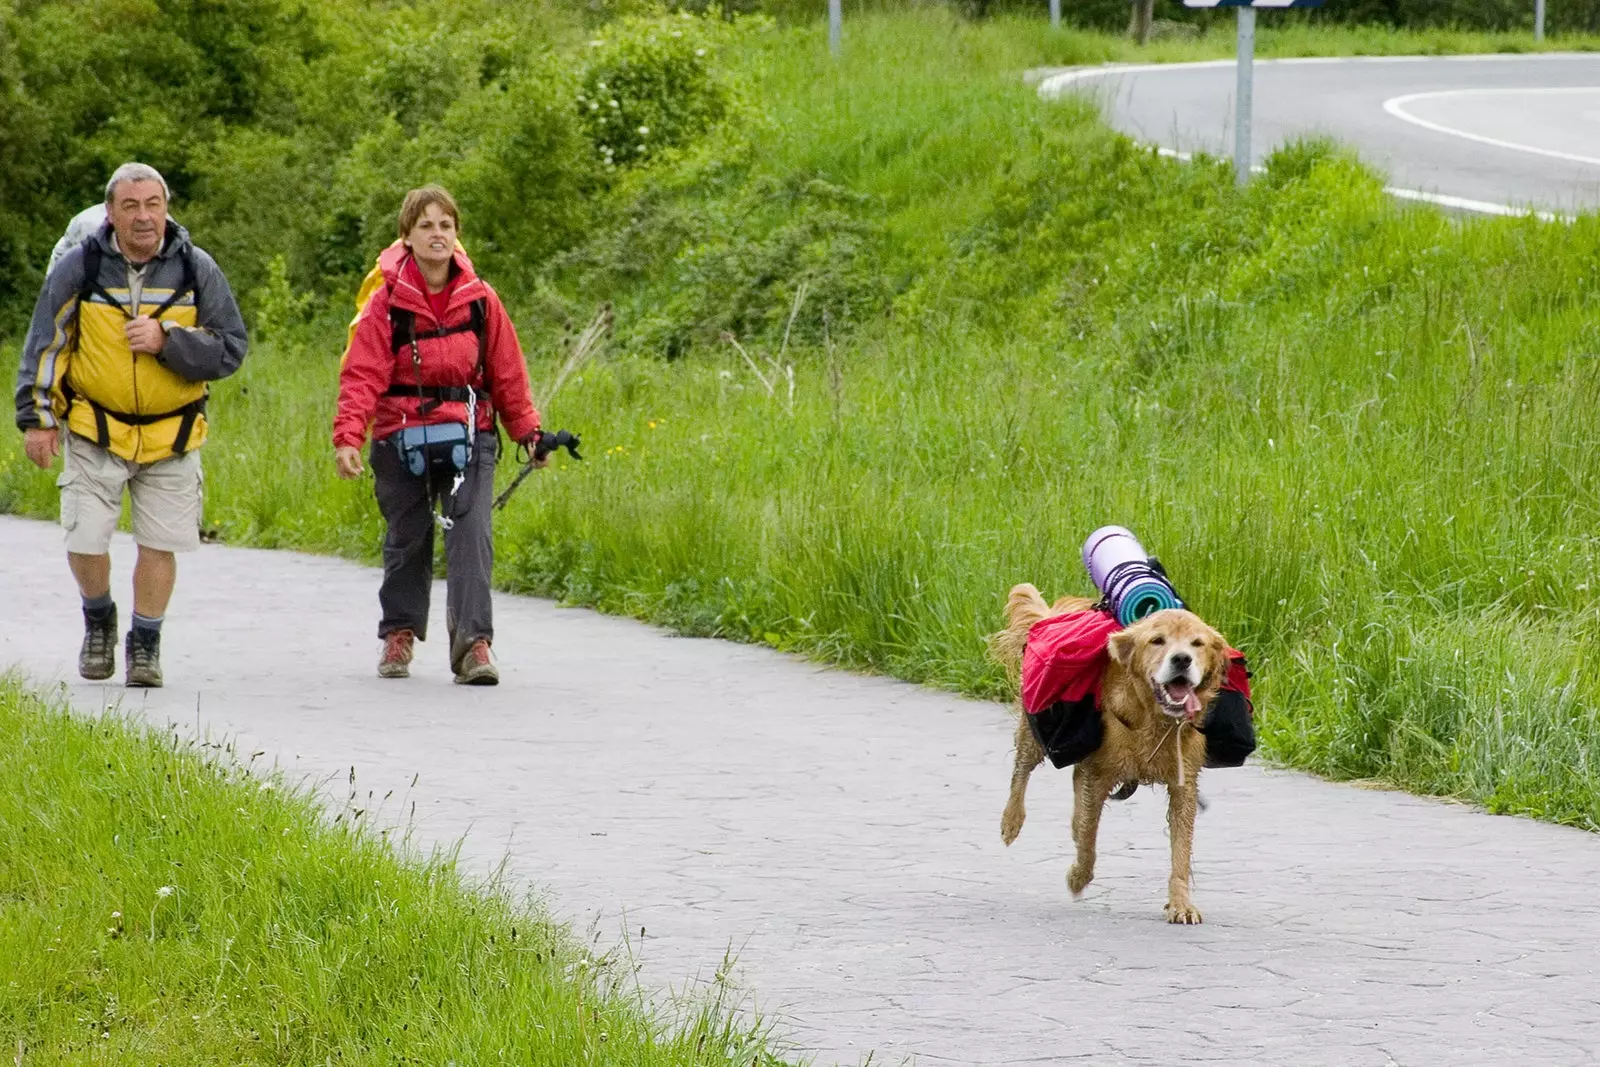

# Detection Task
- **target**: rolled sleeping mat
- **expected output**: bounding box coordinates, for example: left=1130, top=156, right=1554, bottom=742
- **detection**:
left=1081, top=525, right=1184, bottom=627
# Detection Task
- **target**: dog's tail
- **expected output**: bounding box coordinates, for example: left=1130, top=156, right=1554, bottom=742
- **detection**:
left=987, top=582, right=1051, bottom=685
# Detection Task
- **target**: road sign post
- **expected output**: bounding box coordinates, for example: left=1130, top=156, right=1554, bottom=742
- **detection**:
left=1535, top=0, right=1546, bottom=42
left=829, top=0, right=842, bottom=56
left=1183, top=0, right=1325, bottom=187
left=1234, top=6, right=1255, bottom=187
left=1051, top=0, right=1061, bottom=30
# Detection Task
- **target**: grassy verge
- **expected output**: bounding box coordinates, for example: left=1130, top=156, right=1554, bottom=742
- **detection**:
left=991, top=17, right=1600, bottom=67
left=2, top=12, right=1597, bottom=831
left=0, top=680, right=789, bottom=1064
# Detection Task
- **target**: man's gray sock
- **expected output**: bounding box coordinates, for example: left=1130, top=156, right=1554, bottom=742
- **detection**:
left=83, top=593, right=114, bottom=619
left=131, top=613, right=163, bottom=634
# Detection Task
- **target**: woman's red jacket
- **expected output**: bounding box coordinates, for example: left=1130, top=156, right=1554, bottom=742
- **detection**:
left=333, top=243, right=540, bottom=449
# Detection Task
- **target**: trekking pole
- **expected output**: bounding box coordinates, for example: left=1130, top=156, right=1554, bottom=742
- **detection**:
left=493, top=429, right=581, bottom=511
left=492, top=303, right=611, bottom=513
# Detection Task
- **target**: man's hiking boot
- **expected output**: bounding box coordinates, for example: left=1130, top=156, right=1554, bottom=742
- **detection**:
left=79, top=605, right=117, bottom=681
left=453, top=639, right=498, bottom=686
left=378, top=629, right=415, bottom=679
left=125, top=628, right=163, bottom=688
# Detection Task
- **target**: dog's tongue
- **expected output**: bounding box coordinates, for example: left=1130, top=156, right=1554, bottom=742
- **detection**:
left=1169, top=681, right=1201, bottom=719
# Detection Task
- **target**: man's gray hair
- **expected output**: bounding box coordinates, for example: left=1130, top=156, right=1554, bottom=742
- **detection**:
left=104, top=162, right=170, bottom=206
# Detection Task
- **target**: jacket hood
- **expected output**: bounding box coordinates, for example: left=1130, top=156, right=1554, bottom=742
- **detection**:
left=376, top=238, right=476, bottom=289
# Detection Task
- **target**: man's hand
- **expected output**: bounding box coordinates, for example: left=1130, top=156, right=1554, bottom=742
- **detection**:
left=334, top=445, right=365, bottom=480
left=23, top=428, right=59, bottom=470
left=125, top=316, right=167, bottom=355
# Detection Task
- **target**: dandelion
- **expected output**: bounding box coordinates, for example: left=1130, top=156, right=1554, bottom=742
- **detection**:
left=157, top=885, right=175, bottom=898
left=696, top=48, right=706, bottom=56
left=637, top=125, right=650, bottom=136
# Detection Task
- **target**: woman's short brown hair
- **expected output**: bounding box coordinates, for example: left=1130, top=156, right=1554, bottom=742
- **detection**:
left=397, top=185, right=461, bottom=238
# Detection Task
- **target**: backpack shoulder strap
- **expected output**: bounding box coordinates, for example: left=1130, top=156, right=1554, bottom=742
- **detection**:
left=148, top=244, right=198, bottom=320
left=388, top=304, right=417, bottom=355
left=470, top=298, right=489, bottom=394
left=75, top=238, right=120, bottom=317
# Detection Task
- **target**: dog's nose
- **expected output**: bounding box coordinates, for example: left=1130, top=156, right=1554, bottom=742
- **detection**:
left=1170, top=651, right=1192, bottom=671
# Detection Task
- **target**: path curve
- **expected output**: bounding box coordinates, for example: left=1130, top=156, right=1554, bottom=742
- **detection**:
left=1038, top=54, right=1600, bottom=216
left=2, top=514, right=1598, bottom=1065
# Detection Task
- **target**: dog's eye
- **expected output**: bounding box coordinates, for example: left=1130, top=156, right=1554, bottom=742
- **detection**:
left=1191, top=638, right=1204, bottom=648
left=1151, top=636, right=1166, bottom=646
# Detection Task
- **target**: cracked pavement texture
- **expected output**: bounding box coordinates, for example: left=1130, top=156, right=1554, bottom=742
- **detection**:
left=2, top=514, right=1597, bottom=1066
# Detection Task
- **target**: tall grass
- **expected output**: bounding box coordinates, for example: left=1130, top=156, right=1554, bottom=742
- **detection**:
left=0, top=680, right=792, bottom=1063
left=3, top=13, right=1597, bottom=830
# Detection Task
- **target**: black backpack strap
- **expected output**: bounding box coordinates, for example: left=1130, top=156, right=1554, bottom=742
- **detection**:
left=387, top=306, right=415, bottom=355
left=470, top=298, right=491, bottom=416
left=74, top=395, right=207, bottom=452
left=75, top=239, right=127, bottom=320
left=75, top=237, right=198, bottom=321
left=148, top=244, right=197, bottom=320
left=387, top=305, right=484, bottom=354
left=385, top=296, right=493, bottom=415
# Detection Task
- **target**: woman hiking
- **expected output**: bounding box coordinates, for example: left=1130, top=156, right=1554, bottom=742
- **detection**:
left=333, top=185, right=544, bottom=684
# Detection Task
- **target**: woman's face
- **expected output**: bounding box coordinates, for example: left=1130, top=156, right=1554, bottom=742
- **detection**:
left=404, top=203, right=457, bottom=271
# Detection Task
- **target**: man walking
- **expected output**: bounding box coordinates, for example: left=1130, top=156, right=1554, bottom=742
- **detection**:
left=14, top=162, right=248, bottom=687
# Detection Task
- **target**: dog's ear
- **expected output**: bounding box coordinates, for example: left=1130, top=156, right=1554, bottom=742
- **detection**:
left=1107, top=629, right=1136, bottom=667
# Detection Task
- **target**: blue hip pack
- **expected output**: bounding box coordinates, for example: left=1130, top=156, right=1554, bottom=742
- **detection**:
left=391, top=422, right=471, bottom=480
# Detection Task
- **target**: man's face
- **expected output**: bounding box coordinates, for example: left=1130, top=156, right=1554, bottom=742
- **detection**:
left=107, top=179, right=167, bottom=262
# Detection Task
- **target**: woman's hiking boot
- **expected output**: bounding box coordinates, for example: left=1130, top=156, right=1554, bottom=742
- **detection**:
left=378, top=629, right=415, bottom=679
left=79, top=604, right=117, bottom=681
left=125, top=628, right=163, bottom=688
left=453, top=639, right=498, bottom=686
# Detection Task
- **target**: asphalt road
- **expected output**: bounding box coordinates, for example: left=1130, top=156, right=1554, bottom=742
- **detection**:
left=1039, top=55, right=1600, bottom=214
left=3, top=515, right=1599, bottom=1066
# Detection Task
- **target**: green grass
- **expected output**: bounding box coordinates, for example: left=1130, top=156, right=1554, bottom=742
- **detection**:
left=3, top=11, right=1598, bottom=833
left=1010, top=19, right=1600, bottom=64
left=0, top=679, right=791, bottom=1064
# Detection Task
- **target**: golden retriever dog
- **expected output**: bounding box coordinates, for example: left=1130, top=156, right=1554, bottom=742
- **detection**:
left=992, top=584, right=1231, bottom=924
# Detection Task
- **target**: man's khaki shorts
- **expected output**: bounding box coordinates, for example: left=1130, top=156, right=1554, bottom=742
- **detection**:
left=57, top=431, right=203, bottom=554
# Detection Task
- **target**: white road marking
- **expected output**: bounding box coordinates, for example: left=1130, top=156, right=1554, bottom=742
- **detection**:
left=1382, top=86, right=1600, bottom=168
left=1036, top=57, right=1585, bottom=221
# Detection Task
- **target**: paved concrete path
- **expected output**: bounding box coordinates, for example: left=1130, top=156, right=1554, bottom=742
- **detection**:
left=1038, top=55, right=1600, bottom=215
left=2, top=513, right=1598, bottom=1065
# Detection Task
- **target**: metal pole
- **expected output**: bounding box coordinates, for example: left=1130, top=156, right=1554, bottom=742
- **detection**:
left=1050, top=0, right=1060, bottom=30
left=829, top=0, right=842, bottom=56
left=1234, top=6, right=1255, bottom=188
left=1535, top=0, right=1546, bottom=42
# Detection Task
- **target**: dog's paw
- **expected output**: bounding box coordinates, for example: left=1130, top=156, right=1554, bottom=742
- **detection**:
left=1067, top=863, right=1093, bottom=896
left=1000, top=806, right=1024, bottom=845
left=1163, top=901, right=1203, bottom=925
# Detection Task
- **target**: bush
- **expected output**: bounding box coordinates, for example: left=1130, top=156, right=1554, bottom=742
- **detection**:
left=577, top=13, right=736, bottom=168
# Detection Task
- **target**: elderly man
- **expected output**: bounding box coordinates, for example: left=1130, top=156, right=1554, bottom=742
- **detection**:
left=14, top=162, right=248, bottom=687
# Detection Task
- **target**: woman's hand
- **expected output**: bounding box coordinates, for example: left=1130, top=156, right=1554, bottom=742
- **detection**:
left=334, top=445, right=365, bottom=480
left=520, top=432, right=549, bottom=469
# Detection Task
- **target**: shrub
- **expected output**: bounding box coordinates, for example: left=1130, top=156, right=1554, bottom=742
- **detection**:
left=577, top=13, right=736, bottom=168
